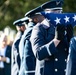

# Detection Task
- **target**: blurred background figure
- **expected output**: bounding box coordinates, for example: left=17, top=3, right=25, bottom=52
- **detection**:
left=8, top=30, right=16, bottom=46
left=11, top=18, right=27, bottom=75
left=3, top=26, right=16, bottom=46
left=0, top=33, right=11, bottom=75
left=0, top=31, right=4, bottom=37
left=19, top=17, right=29, bottom=61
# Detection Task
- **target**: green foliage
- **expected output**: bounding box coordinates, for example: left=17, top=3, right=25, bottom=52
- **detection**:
left=0, top=0, right=47, bottom=30
left=0, top=0, right=76, bottom=30
left=63, top=0, right=76, bottom=12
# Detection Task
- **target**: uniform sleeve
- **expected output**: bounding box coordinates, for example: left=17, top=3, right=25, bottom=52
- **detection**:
left=30, top=25, right=57, bottom=61
left=66, top=37, right=76, bottom=75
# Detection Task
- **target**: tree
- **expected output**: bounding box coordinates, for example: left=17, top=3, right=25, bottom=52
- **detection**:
left=0, top=0, right=47, bottom=30
left=0, top=0, right=76, bottom=30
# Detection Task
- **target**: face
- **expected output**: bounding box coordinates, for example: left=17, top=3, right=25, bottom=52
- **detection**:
left=16, top=24, right=27, bottom=32
left=20, top=25, right=26, bottom=32
left=33, top=15, right=45, bottom=23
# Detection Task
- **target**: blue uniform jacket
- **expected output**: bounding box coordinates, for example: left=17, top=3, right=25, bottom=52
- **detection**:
left=19, top=22, right=36, bottom=75
left=66, top=37, right=76, bottom=75
left=4, top=45, right=11, bottom=75
left=30, top=23, right=69, bottom=75
left=11, top=31, right=23, bottom=75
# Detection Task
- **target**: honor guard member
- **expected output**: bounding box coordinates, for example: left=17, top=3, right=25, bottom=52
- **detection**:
left=65, top=26, right=74, bottom=75
left=19, top=6, right=43, bottom=75
left=11, top=17, right=28, bottom=75
left=19, top=17, right=29, bottom=61
left=30, top=0, right=73, bottom=75
left=66, top=36, right=76, bottom=75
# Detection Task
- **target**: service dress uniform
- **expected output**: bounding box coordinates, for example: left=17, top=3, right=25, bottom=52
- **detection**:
left=30, top=22, right=68, bottom=75
left=66, top=37, right=76, bottom=75
left=11, top=31, right=23, bottom=75
left=11, top=17, right=27, bottom=75
left=19, top=6, right=43, bottom=75
left=24, top=22, right=36, bottom=75
left=19, top=22, right=36, bottom=75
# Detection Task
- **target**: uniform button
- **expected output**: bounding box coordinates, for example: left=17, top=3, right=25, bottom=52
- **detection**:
left=55, top=69, right=58, bottom=72
left=64, top=69, right=66, bottom=72
left=65, top=59, right=67, bottom=62
left=55, top=58, right=58, bottom=61
left=65, top=48, right=67, bottom=51
left=65, top=30, right=67, bottom=35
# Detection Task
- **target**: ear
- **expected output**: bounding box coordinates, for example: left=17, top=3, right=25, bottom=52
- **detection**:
left=34, top=18, right=39, bottom=23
